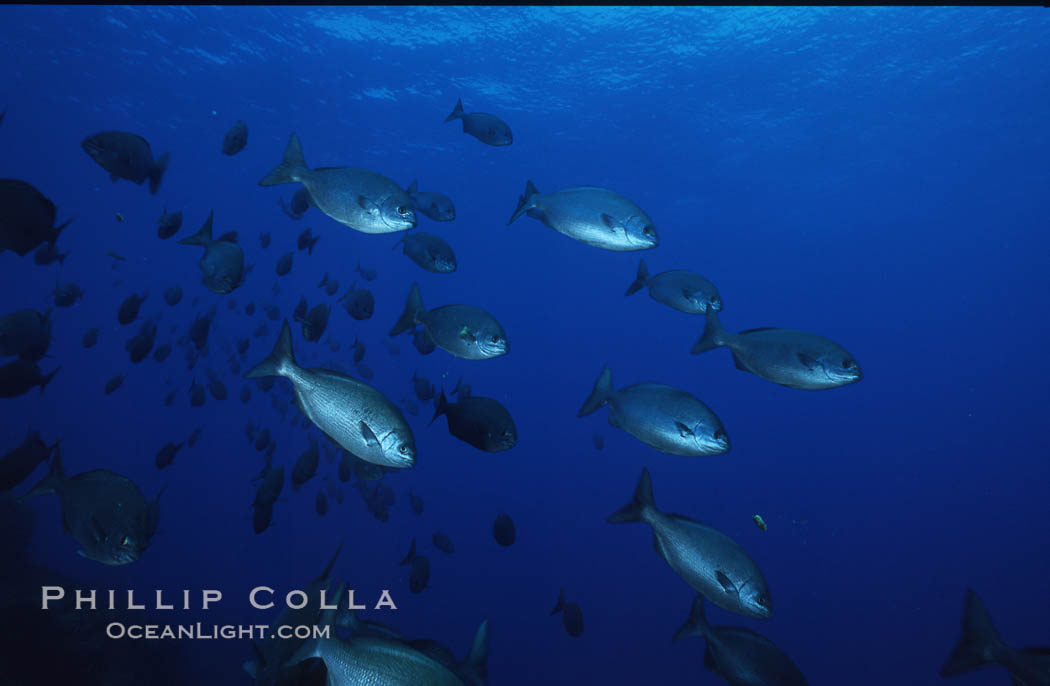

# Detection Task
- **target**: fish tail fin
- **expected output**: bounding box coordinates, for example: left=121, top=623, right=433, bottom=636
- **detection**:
left=460, top=619, right=489, bottom=686
left=430, top=389, right=449, bottom=425
left=507, top=180, right=540, bottom=225
left=245, top=320, right=297, bottom=379
left=259, top=132, right=307, bottom=186
left=39, top=367, right=59, bottom=395
left=149, top=152, right=170, bottom=195
left=940, top=589, right=1009, bottom=676
left=550, top=587, right=566, bottom=615
left=391, top=237, right=405, bottom=252
left=672, top=595, right=710, bottom=643
left=53, top=216, right=74, bottom=242
left=178, top=211, right=214, bottom=247
left=317, top=540, right=344, bottom=581
left=444, top=98, right=464, bottom=122
left=607, top=467, right=656, bottom=524
left=451, top=376, right=464, bottom=397
left=399, top=537, right=417, bottom=566
left=317, top=272, right=328, bottom=288
left=407, top=179, right=418, bottom=195
left=690, top=308, right=729, bottom=355
left=625, top=258, right=650, bottom=296
left=576, top=365, right=613, bottom=417
left=389, top=283, right=424, bottom=337
left=23, top=442, right=65, bottom=499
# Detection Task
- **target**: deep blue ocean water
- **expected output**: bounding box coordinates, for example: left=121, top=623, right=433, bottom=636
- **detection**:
left=1, top=6, right=1048, bottom=685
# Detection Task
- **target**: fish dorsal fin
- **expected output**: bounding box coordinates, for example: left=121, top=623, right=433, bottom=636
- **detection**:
left=738, top=327, right=778, bottom=335
left=716, top=571, right=738, bottom=595
left=360, top=422, right=380, bottom=448
left=668, top=512, right=702, bottom=525
left=600, top=213, right=620, bottom=232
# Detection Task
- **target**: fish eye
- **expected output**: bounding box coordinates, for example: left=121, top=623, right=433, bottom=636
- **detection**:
left=642, top=225, right=655, bottom=237
left=842, top=359, right=853, bottom=369
left=397, top=205, right=408, bottom=215
left=713, top=429, right=726, bottom=441
left=399, top=445, right=410, bottom=454
left=490, top=335, right=500, bottom=343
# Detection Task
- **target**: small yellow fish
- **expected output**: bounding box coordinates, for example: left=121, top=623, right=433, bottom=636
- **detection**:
left=115, top=212, right=125, bottom=223
left=753, top=514, right=767, bottom=532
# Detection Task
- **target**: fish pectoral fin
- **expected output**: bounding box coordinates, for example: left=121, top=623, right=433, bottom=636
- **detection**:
left=797, top=352, right=820, bottom=369
left=357, top=195, right=377, bottom=212
left=716, top=571, right=739, bottom=595
left=674, top=421, right=694, bottom=438
left=360, top=422, right=381, bottom=448
left=457, top=326, right=475, bottom=342
left=731, top=353, right=750, bottom=372
left=600, top=213, right=621, bottom=232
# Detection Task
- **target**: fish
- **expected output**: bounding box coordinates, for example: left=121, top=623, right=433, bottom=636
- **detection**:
left=105, top=251, right=126, bottom=261
left=0, top=431, right=54, bottom=492
left=51, top=281, right=84, bottom=308
left=188, top=305, right=217, bottom=353
left=394, top=232, right=457, bottom=273
left=413, top=328, right=436, bottom=356
left=295, top=301, right=330, bottom=343
left=409, top=491, right=423, bottom=515
left=81, top=131, right=169, bottom=194
left=578, top=366, right=730, bottom=457
left=673, top=596, right=809, bottom=686
left=493, top=513, right=515, bottom=547
left=626, top=258, right=722, bottom=314
left=315, top=491, right=328, bottom=516
left=156, top=207, right=183, bottom=239
left=407, top=622, right=490, bottom=686
left=608, top=467, right=772, bottom=619
left=451, top=377, right=472, bottom=399
left=239, top=385, right=251, bottom=403
left=551, top=588, right=584, bottom=637
left=753, top=514, right=767, bottom=532
left=291, top=438, right=320, bottom=490
left=178, top=211, right=248, bottom=294
left=252, top=459, right=284, bottom=509
left=406, top=180, right=456, bottom=221
left=445, top=98, right=513, bottom=146
left=82, top=328, right=98, bottom=349
left=207, top=377, right=228, bottom=401
left=33, top=242, right=69, bottom=266
left=940, top=589, right=1050, bottom=684
left=245, top=302, right=256, bottom=316
left=0, top=360, right=58, bottom=398
left=317, top=272, right=339, bottom=296
left=259, top=232, right=271, bottom=249
left=279, top=186, right=314, bottom=220
left=508, top=180, right=658, bottom=251
left=390, top=283, right=508, bottom=360
left=115, top=212, right=125, bottom=223
left=125, top=319, right=157, bottom=363
left=0, top=179, right=74, bottom=256
left=187, top=427, right=202, bottom=447
left=350, top=337, right=366, bottom=364
left=0, top=308, right=52, bottom=361
left=411, top=372, right=436, bottom=402
left=691, top=309, right=863, bottom=390
left=432, top=390, right=517, bottom=452
left=297, top=227, right=320, bottom=254
left=154, top=441, right=183, bottom=469
left=103, top=374, right=123, bottom=395
left=252, top=500, right=274, bottom=535
left=222, top=120, right=248, bottom=156
left=356, top=262, right=377, bottom=281
left=23, top=445, right=162, bottom=565
left=117, top=290, right=149, bottom=326
left=246, top=321, right=416, bottom=469
left=163, top=285, right=182, bottom=306
left=433, top=532, right=455, bottom=553
left=340, top=284, right=374, bottom=321
left=189, top=378, right=205, bottom=407
left=163, top=390, right=175, bottom=406
left=275, top=252, right=293, bottom=277
left=399, top=538, right=432, bottom=594
left=259, top=132, right=416, bottom=234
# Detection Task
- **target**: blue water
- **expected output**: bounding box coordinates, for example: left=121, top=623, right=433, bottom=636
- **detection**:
left=2, top=6, right=1049, bottom=685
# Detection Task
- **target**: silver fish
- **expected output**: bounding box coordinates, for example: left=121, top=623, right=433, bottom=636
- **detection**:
left=625, top=258, right=722, bottom=314
left=289, top=631, right=465, bottom=686
left=245, top=321, right=415, bottom=469
left=577, top=366, right=729, bottom=457
left=390, top=283, right=507, bottom=361
left=394, top=232, right=457, bottom=273
left=691, top=309, right=862, bottom=390
left=259, top=132, right=415, bottom=234
left=608, top=467, right=772, bottom=619
left=508, top=181, right=658, bottom=251
left=406, top=180, right=456, bottom=221
left=673, top=596, right=809, bottom=686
